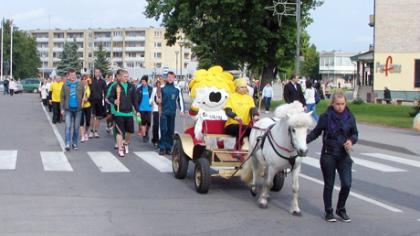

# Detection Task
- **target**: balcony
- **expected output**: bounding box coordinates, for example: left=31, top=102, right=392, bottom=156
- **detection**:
left=35, top=38, right=49, bottom=43
left=125, top=47, right=145, bottom=52
left=95, top=37, right=111, bottom=42
left=125, top=57, right=145, bottom=62
left=53, top=38, right=66, bottom=42
left=37, top=47, right=49, bottom=52
left=53, top=47, right=63, bottom=52
left=112, top=57, right=123, bottom=61
left=113, top=36, right=123, bottom=41
left=77, top=48, right=84, bottom=52
left=112, top=47, right=123, bottom=52
left=52, top=58, right=61, bottom=62
left=125, top=36, right=145, bottom=41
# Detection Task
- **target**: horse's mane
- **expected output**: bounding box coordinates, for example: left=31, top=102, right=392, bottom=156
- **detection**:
left=274, top=101, right=313, bottom=128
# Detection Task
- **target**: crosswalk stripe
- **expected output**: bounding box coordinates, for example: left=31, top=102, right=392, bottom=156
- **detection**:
left=87, top=152, right=130, bottom=173
left=351, top=156, right=407, bottom=172
left=134, top=151, right=172, bottom=173
left=315, top=152, right=406, bottom=172
left=0, top=150, right=17, bottom=170
left=40, top=152, right=73, bottom=172
left=361, top=153, right=420, bottom=168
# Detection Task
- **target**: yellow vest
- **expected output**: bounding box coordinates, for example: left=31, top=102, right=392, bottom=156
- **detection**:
left=50, top=81, right=63, bottom=102
left=82, top=86, right=91, bottom=108
left=224, top=92, right=255, bottom=126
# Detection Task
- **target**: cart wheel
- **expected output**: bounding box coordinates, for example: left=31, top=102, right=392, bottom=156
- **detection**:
left=172, top=139, right=189, bottom=179
left=194, top=157, right=210, bottom=194
left=271, top=171, right=285, bottom=192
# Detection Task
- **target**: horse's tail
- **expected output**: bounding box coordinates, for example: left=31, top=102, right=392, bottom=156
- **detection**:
left=240, top=156, right=253, bottom=185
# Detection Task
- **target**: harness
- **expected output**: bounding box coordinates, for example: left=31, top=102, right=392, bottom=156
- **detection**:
left=253, top=119, right=299, bottom=170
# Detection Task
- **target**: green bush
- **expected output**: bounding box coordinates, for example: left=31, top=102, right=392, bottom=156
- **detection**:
left=352, top=97, right=365, bottom=105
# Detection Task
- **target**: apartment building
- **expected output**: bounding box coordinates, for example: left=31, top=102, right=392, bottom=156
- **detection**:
left=30, top=27, right=195, bottom=78
left=319, top=51, right=357, bottom=88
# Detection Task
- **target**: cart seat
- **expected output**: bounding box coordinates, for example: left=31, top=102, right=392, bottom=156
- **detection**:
left=202, top=120, right=226, bottom=134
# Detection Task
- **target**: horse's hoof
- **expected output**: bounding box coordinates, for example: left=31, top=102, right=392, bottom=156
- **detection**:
left=292, top=211, right=303, bottom=217
left=250, top=188, right=257, bottom=197
left=258, top=199, right=268, bottom=209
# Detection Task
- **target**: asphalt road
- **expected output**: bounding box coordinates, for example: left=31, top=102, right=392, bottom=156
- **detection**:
left=0, top=93, right=419, bottom=236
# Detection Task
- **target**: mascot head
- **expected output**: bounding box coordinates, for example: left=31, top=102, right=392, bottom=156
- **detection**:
left=189, top=66, right=234, bottom=112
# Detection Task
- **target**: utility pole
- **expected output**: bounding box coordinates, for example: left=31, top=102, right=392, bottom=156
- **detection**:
left=1, top=18, right=4, bottom=80
left=10, top=18, right=13, bottom=79
left=295, top=0, right=301, bottom=75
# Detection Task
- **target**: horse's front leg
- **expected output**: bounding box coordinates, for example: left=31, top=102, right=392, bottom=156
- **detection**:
left=290, top=158, right=302, bottom=216
left=258, top=164, right=274, bottom=209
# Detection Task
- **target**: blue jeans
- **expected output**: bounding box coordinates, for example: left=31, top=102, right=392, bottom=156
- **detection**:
left=159, top=113, right=176, bottom=151
left=320, top=154, right=352, bottom=213
left=65, top=109, right=82, bottom=146
left=263, top=97, right=272, bottom=111
left=307, top=103, right=319, bottom=122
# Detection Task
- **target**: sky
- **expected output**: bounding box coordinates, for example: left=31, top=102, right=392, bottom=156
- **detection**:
left=0, top=0, right=373, bottom=53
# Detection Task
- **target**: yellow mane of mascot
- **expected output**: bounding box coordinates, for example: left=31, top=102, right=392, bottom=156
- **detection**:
left=188, top=66, right=234, bottom=140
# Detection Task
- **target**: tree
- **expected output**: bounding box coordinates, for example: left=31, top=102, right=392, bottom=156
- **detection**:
left=145, top=0, right=323, bottom=85
left=56, top=40, right=82, bottom=76
left=300, top=31, right=320, bottom=80
left=1, top=20, right=41, bottom=79
left=94, top=43, right=110, bottom=75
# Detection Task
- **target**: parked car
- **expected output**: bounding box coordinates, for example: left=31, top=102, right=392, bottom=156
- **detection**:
left=21, top=78, right=41, bottom=93
left=0, top=81, right=4, bottom=93
left=14, top=81, right=23, bottom=94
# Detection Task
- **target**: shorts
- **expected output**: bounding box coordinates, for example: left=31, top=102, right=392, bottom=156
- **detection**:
left=140, top=111, right=152, bottom=126
left=114, top=116, right=134, bottom=135
left=91, top=99, right=105, bottom=118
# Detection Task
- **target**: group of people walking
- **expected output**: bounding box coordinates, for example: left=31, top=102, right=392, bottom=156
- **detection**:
left=41, top=68, right=184, bottom=158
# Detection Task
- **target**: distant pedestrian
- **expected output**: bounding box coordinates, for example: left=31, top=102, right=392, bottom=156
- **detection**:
left=46, top=78, right=53, bottom=112
left=307, top=92, right=358, bottom=223
left=108, top=69, right=138, bottom=157
left=157, top=71, right=184, bottom=156
left=150, top=77, right=163, bottom=148
left=304, top=80, right=319, bottom=122
left=40, top=79, right=49, bottom=106
left=50, top=76, right=64, bottom=123
left=60, top=69, right=85, bottom=151
left=80, top=75, right=92, bottom=143
left=9, top=79, right=16, bottom=96
left=135, top=75, right=153, bottom=143
left=262, top=82, right=273, bottom=113
left=89, top=68, right=107, bottom=138
left=384, top=86, right=391, bottom=104
left=3, top=78, right=9, bottom=95
left=283, top=74, right=306, bottom=107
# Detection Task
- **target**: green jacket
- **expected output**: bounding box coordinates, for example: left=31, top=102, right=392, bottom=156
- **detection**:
left=60, top=81, right=85, bottom=111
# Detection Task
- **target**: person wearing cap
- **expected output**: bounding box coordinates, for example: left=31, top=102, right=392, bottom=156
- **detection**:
left=135, top=75, right=153, bottom=143
left=224, top=78, right=259, bottom=139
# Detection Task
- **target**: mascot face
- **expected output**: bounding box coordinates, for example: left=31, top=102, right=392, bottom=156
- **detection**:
left=194, top=86, right=229, bottom=111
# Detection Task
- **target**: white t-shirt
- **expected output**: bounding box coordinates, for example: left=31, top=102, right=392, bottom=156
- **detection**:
left=304, top=87, right=316, bottom=104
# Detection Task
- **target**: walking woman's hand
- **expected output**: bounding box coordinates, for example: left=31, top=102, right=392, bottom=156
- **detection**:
left=344, top=139, right=353, bottom=152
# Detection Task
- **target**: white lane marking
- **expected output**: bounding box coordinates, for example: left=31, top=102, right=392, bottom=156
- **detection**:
left=0, top=150, right=17, bottom=170
left=134, top=151, right=172, bottom=172
left=352, top=156, right=406, bottom=172
left=417, top=219, right=420, bottom=222
left=87, top=152, right=129, bottom=173
left=304, top=156, right=355, bottom=172
left=41, top=103, right=65, bottom=152
left=40, top=152, right=73, bottom=172
left=299, top=173, right=403, bottom=213
left=361, top=153, right=420, bottom=168
left=315, top=152, right=405, bottom=172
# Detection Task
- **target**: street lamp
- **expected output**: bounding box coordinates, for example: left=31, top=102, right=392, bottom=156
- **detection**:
left=178, top=41, right=185, bottom=80
left=175, top=50, right=179, bottom=77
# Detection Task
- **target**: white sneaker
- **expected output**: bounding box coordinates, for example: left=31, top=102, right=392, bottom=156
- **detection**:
left=88, top=131, right=94, bottom=138
left=84, top=134, right=89, bottom=141
left=80, top=136, right=85, bottom=143
left=94, top=132, right=100, bottom=138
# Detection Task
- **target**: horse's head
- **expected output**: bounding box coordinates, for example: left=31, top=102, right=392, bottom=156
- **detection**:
left=286, top=112, right=314, bottom=157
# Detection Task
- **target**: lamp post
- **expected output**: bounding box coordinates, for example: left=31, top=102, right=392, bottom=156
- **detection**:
left=175, top=50, right=179, bottom=78
left=295, top=0, right=301, bottom=75
left=10, top=19, right=13, bottom=79
left=179, top=41, right=185, bottom=80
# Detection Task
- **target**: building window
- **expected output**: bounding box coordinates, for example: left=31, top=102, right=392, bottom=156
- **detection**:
left=415, top=60, right=420, bottom=87
left=155, top=63, right=162, bottom=68
left=154, top=31, right=162, bottom=37
left=154, top=42, right=162, bottom=48
left=154, top=52, right=162, bottom=59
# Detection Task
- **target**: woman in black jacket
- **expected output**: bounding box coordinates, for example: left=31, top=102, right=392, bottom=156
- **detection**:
left=307, top=92, right=358, bottom=223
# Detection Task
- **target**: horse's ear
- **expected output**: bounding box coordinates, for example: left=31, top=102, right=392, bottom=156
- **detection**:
left=286, top=113, right=292, bottom=119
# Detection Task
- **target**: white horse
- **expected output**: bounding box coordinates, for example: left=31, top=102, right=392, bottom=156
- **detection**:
left=241, top=101, right=313, bottom=215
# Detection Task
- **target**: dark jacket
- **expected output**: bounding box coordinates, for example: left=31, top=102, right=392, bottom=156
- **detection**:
left=135, top=85, right=153, bottom=109
left=283, top=81, right=306, bottom=106
left=307, top=106, right=358, bottom=158
left=89, top=77, right=107, bottom=101
left=60, top=81, right=85, bottom=111
left=108, top=82, right=138, bottom=114
left=161, top=82, right=184, bottom=115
